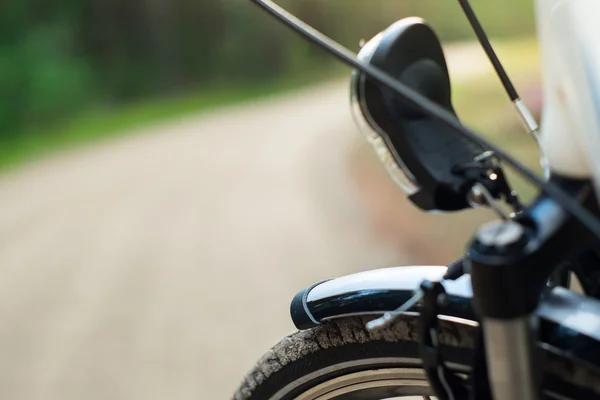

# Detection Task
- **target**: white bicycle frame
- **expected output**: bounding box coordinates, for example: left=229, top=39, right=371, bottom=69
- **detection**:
left=536, top=0, right=600, bottom=190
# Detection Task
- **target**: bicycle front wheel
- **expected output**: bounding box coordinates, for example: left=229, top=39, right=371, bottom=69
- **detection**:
left=233, top=315, right=477, bottom=399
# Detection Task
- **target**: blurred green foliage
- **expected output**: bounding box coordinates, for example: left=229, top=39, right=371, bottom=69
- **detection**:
left=0, top=0, right=535, bottom=144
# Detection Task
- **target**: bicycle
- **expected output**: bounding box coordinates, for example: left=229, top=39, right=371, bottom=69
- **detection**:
left=234, top=1, right=600, bottom=399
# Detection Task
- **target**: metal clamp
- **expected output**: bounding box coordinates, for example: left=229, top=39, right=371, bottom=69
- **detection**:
left=418, top=280, right=469, bottom=400
left=458, top=151, right=524, bottom=219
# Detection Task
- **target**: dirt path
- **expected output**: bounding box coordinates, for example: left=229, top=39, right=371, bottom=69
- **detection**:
left=0, top=43, right=484, bottom=400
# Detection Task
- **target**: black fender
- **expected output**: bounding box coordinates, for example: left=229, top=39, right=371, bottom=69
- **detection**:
left=289, top=265, right=600, bottom=369
left=290, top=266, right=476, bottom=330
left=288, top=265, right=600, bottom=394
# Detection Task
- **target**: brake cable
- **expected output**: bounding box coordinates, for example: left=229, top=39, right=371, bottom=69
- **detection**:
left=457, top=0, right=549, bottom=180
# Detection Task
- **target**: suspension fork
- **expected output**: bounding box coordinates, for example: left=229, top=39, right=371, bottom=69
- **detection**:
left=469, top=219, right=542, bottom=399
left=468, top=177, right=599, bottom=399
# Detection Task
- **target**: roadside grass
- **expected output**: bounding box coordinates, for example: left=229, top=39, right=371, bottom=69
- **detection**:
left=0, top=65, right=345, bottom=172
left=348, top=36, right=543, bottom=262
left=1, top=37, right=539, bottom=175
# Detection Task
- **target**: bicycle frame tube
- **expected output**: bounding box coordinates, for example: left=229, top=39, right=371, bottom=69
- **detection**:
left=536, top=0, right=600, bottom=183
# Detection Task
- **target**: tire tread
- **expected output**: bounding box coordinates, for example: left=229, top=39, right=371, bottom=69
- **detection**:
left=233, top=315, right=430, bottom=400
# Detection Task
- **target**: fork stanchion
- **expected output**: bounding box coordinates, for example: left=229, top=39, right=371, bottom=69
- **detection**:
left=468, top=219, right=542, bottom=400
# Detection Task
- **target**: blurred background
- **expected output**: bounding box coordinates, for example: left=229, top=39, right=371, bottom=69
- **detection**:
left=0, top=1, right=543, bottom=399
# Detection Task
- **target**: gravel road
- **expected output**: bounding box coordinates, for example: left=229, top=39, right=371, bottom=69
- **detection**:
left=0, top=42, right=485, bottom=400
